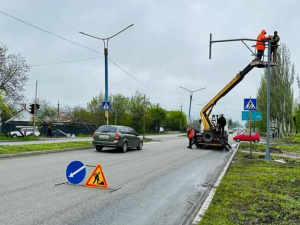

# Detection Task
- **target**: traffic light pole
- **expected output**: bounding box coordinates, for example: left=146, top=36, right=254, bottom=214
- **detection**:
left=33, top=81, right=38, bottom=137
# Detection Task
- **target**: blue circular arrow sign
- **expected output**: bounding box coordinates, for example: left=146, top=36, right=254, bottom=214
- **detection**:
left=66, top=160, right=86, bottom=185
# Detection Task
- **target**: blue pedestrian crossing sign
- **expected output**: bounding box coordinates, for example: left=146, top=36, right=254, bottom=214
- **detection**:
left=66, top=160, right=86, bottom=185
left=244, top=98, right=257, bottom=110
left=102, top=101, right=110, bottom=111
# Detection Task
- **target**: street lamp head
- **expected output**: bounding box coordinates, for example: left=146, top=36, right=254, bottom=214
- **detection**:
left=79, top=24, right=134, bottom=41
left=179, top=86, right=206, bottom=93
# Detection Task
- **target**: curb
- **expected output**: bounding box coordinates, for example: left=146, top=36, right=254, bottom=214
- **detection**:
left=192, top=145, right=239, bottom=224
left=0, top=146, right=94, bottom=159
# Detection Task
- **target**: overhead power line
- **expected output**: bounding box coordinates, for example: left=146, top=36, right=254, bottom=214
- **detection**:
left=108, top=57, right=158, bottom=93
left=0, top=10, right=102, bottom=54
left=107, top=57, right=188, bottom=107
left=197, top=102, right=242, bottom=112
left=31, top=56, right=103, bottom=67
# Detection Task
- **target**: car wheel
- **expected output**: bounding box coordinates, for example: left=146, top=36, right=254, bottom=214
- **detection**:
left=12, top=134, right=17, bottom=138
left=53, top=133, right=58, bottom=138
left=254, top=139, right=259, bottom=143
left=121, top=142, right=128, bottom=153
left=95, top=146, right=103, bottom=152
left=236, top=138, right=241, bottom=142
left=137, top=141, right=143, bottom=150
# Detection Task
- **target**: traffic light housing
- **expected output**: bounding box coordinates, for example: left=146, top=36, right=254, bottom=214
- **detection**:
left=29, top=104, right=40, bottom=114
left=29, top=104, right=34, bottom=114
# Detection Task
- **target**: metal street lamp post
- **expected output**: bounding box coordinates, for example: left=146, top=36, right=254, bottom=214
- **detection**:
left=79, top=24, right=133, bottom=125
left=265, top=39, right=272, bottom=160
left=179, top=86, right=205, bottom=125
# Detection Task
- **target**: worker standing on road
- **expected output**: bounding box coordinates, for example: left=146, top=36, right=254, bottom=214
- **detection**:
left=256, top=29, right=271, bottom=61
left=187, top=126, right=195, bottom=149
left=217, top=114, right=227, bottom=136
left=270, top=31, right=280, bottom=63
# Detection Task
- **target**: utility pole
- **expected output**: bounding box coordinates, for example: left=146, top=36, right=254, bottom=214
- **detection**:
left=58, top=100, right=60, bottom=117
left=114, top=98, right=118, bottom=125
left=79, top=24, right=133, bottom=125
left=143, top=94, right=146, bottom=139
left=179, top=86, right=205, bottom=125
left=156, top=103, right=159, bottom=132
left=33, top=81, right=38, bottom=137
left=180, top=103, right=183, bottom=132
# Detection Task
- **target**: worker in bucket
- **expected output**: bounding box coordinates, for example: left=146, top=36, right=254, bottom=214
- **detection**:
left=255, top=29, right=271, bottom=61
left=270, top=31, right=280, bottom=62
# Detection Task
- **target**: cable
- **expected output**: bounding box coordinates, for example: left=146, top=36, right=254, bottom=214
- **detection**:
left=197, top=102, right=241, bottom=112
left=108, top=57, right=159, bottom=92
left=31, top=56, right=103, bottom=67
left=108, top=57, right=186, bottom=107
left=0, top=10, right=247, bottom=61
left=0, top=10, right=102, bottom=54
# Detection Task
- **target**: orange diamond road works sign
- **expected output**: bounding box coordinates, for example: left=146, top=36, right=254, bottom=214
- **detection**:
left=85, top=164, right=108, bottom=189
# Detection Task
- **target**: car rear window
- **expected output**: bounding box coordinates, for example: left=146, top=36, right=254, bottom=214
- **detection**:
left=96, top=126, right=117, bottom=133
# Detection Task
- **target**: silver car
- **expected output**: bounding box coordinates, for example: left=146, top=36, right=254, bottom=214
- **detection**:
left=92, top=125, right=143, bottom=153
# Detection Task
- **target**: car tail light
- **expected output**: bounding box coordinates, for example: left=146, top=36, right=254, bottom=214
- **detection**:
left=115, top=133, right=120, bottom=141
left=92, top=131, right=95, bottom=139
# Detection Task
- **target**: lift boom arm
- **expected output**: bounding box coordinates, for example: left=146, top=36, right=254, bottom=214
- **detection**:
left=200, top=63, right=255, bottom=131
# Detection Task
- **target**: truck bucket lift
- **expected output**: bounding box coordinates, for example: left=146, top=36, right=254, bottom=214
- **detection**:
left=195, top=34, right=277, bottom=151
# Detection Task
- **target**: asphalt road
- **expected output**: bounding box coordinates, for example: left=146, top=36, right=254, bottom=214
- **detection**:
left=0, top=134, right=236, bottom=225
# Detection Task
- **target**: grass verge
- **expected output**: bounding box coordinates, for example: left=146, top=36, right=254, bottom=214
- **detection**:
left=0, top=141, right=93, bottom=155
left=199, top=151, right=300, bottom=225
left=0, top=133, right=38, bottom=141
left=239, top=142, right=300, bottom=155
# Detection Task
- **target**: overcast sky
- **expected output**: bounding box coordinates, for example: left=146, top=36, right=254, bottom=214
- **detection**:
left=0, top=0, right=299, bottom=125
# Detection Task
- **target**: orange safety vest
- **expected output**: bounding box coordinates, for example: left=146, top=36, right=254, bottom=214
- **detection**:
left=256, top=29, right=268, bottom=50
left=188, top=128, right=195, bottom=138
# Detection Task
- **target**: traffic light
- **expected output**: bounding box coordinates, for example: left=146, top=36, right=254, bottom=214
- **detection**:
left=29, top=104, right=34, bottom=114
left=36, top=104, right=40, bottom=110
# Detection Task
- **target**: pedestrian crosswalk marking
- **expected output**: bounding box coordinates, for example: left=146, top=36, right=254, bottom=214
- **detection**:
left=85, top=164, right=108, bottom=189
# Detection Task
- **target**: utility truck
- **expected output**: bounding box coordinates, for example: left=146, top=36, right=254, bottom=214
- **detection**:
left=194, top=60, right=276, bottom=151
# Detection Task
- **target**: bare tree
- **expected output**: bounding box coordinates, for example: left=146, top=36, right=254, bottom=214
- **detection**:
left=0, top=44, right=30, bottom=105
